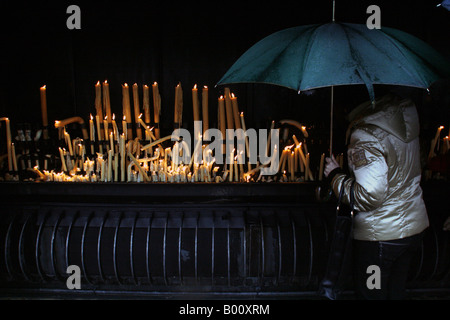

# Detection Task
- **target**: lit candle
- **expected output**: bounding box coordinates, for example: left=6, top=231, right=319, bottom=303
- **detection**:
left=64, top=129, right=74, bottom=156
left=234, top=157, right=239, bottom=182
left=40, top=85, right=49, bottom=139
left=128, top=152, right=150, bottom=182
left=143, top=84, right=151, bottom=125
left=122, top=83, right=133, bottom=139
left=238, top=151, right=244, bottom=180
left=4, top=118, right=12, bottom=171
left=138, top=114, right=156, bottom=140
left=202, top=86, right=209, bottom=135
left=95, top=81, right=103, bottom=137
left=112, top=114, right=118, bottom=142
left=429, top=125, right=444, bottom=160
left=120, top=133, right=126, bottom=182
left=59, top=148, right=68, bottom=172
left=122, top=115, right=128, bottom=140
left=290, top=151, right=295, bottom=181
left=132, top=83, right=142, bottom=140
left=280, top=148, right=290, bottom=173
left=103, top=116, right=109, bottom=142
left=141, top=135, right=174, bottom=152
left=230, top=93, right=241, bottom=130
left=102, top=80, right=112, bottom=128
left=89, top=114, right=95, bottom=141
left=301, top=125, right=309, bottom=138
left=218, top=95, right=226, bottom=148
left=229, top=149, right=234, bottom=182
left=192, top=84, right=200, bottom=122
left=224, top=88, right=234, bottom=130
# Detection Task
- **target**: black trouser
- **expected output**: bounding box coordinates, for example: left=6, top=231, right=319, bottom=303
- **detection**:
left=353, top=231, right=424, bottom=300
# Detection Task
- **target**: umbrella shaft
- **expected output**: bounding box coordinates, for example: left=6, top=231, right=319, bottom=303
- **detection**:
left=330, top=86, right=333, bottom=157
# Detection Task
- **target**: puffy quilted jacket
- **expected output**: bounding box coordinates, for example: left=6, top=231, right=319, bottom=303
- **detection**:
left=330, top=94, right=429, bottom=241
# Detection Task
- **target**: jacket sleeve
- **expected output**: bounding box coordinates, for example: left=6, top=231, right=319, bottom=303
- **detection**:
left=331, top=128, right=389, bottom=212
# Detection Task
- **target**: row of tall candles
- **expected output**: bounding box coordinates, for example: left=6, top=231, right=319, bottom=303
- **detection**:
left=17, top=81, right=450, bottom=183
left=38, top=81, right=327, bottom=183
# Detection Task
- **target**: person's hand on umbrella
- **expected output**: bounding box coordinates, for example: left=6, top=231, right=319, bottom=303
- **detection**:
left=324, top=155, right=340, bottom=178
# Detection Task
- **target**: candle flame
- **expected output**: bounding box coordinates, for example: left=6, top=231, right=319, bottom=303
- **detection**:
left=240, top=112, right=244, bottom=116
left=284, top=144, right=295, bottom=151
left=104, top=80, right=108, bottom=84
left=41, top=85, right=46, bottom=89
left=123, top=115, right=126, bottom=121
left=104, top=116, right=108, bottom=120
left=144, top=84, right=148, bottom=88
left=193, top=84, right=197, bottom=89
left=439, top=126, right=444, bottom=130
left=219, top=95, right=224, bottom=99
left=153, top=82, right=158, bottom=85
left=231, top=93, right=235, bottom=98
left=204, top=85, right=208, bottom=89
left=112, top=113, right=115, bottom=121
left=96, top=81, right=100, bottom=85
left=124, top=83, right=128, bottom=87
left=90, top=114, right=93, bottom=120
left=139, top=113, right=143, bottom=119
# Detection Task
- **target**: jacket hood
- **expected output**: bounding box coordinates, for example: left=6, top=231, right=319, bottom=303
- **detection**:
left=347, top=93, right=420, bottom=143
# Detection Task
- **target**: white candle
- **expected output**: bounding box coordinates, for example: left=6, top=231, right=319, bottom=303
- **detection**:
left=240, top=112, right=251, bottom=171
left=11, top=143, right=18, bottom=172
left=59, top=148, right=68, bottom=172
left=5, top=118, right=12, bottom=171
left=107, top=149, right=113, bottom=182
left=319, top=153, right=325, bottom=181
left=229, top=149, right=234, bottom=182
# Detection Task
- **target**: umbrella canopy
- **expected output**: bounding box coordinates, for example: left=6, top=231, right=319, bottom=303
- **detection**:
left=437, top=0, right=450, bottom=11
left=217, top=22, right=450, bottom=101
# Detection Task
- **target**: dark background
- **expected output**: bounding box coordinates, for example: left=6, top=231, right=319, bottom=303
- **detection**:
left=1, top=0, right=449, bottom=155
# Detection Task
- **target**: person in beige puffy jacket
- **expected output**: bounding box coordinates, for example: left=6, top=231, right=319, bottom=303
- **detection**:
left=324, top=92, right=429, bottom=300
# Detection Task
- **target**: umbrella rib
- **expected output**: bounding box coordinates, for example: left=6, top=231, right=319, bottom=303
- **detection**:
left=340, top=24, right=376, bottom=100
left=345, top=23, right=431, bottom=88
left=375, top=30, right=431, bottom=86
left=257, top=25, right=318, bottom=90
left=296, top=25, right=321, bottom=93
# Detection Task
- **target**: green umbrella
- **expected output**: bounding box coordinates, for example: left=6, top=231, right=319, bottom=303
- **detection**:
left=217, top=22, right=450, bottom=154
